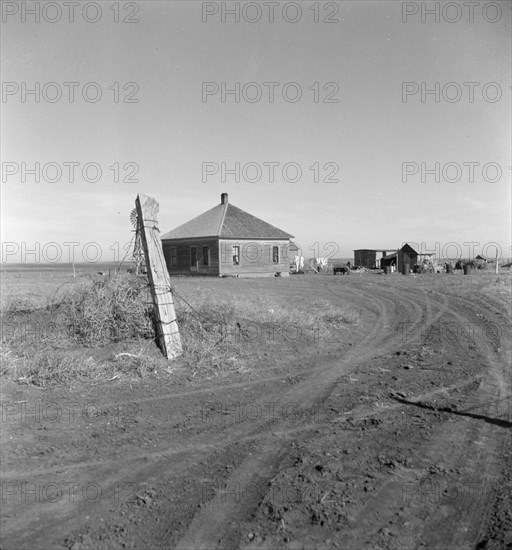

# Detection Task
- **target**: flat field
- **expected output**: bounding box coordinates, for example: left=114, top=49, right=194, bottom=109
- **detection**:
left=1, top=268, right=511, bottom=549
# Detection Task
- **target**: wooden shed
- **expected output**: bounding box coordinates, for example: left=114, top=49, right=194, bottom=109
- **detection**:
left=397, top=243, right=418, bottom=272
left=380, top=252, right=397, bottom=269
left=161, top=193, right=294, bottom=277
left=354, top=249, right=395, bottom=268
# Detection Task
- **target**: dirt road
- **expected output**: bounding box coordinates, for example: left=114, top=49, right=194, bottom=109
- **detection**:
left=1, top=274, right=510, bottom=549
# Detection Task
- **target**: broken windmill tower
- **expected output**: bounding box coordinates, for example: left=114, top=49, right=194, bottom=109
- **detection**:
left=129, top=207, right=145, bottom=275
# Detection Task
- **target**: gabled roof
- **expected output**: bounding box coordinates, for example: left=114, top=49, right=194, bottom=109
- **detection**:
left=400, top=243, right=418, bottom=254
left=161, top=195, right=294, bottom=240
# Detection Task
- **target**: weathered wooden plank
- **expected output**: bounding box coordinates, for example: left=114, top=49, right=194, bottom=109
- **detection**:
left=135, top=194, right=182, bottom=360
left=307, top=261, right=319, bottom=274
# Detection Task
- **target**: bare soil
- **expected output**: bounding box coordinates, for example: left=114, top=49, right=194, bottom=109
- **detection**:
left=1, top=272, right=511, bottom=549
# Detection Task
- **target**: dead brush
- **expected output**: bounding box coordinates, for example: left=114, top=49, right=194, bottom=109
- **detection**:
left=2, top=277, right=365, bottom=386
left=60, top=275, right=154, bottom=344
left=112, top=343, right=161, bottom=378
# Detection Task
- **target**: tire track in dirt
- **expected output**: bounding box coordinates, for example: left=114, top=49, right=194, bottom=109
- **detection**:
left=1, top=371, right=487, bottom=485
left=5, top=278, right=505, bottom=549
left=334, top=281, right=510, bottom=550
left=107, top=278, right=510, bottom=550
left=1, top=284, right=386, bottom=476
left=407, top=286, right=511, bottom=549
left=174, top=280, right=453, bottom=549
left=2, top=282, right=380, bottom=550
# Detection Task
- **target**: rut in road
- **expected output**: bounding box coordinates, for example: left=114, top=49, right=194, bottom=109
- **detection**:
left=396, top=285, right=511, bottom=549
left=174, top=280, right=453, bottom=548
left=1, top=280, right=408, bottom=549
left=6, top=278, right=508, bottom=550
left=335, top=280, right=511, bottom=550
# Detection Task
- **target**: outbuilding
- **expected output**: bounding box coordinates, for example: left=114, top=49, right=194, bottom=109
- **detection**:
left=376, top=244, right=419, bottom=272
left=397, top=243, right=418, bottom=272
left=161, top=193, right=294, bottom=277
left=354, top=249, right=396, bottom=268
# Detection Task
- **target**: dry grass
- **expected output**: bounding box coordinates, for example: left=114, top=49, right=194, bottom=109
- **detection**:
left=1, top=274, right=362, bottom=386
left=110, top=340, right=169, bottom=378
left=171, top=292, right=361, bottom=376
left=1, top=274, right=155, bottom=385
left=5, top=350, right=87, bottom=387
left=2, top=293, right=49, bottom=314
left=173, top=292, right=360, bottom=341
left=176, top=302, right=248, bottom=376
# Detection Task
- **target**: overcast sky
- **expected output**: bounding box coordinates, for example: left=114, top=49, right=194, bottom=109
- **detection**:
left=1, top=1, right=511, bottom=263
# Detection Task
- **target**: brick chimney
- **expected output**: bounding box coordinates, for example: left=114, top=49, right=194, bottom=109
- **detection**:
left=221, top=193, right=228, bottom=205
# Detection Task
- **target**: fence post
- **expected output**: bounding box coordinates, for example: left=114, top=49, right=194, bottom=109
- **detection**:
left=135, top=194, right=182, bottom=360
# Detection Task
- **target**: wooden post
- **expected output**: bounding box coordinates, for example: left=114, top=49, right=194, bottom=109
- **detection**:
left=495, top=249, right=499, bottom=274
left=135, top=194, right=182, bottom=360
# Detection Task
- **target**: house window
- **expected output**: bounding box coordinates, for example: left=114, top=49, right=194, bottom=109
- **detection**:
left=203, top=246, right=209, bottom=266
left=170, top=247, right=177, bottom=267
left=233, top=245, right=240, bottom=265
left=190, top=247, right=197, bottom=266
left=272, top=246, right=279, bottom=264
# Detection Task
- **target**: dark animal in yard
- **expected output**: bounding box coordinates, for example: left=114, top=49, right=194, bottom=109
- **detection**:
left=333, top=265, right=350, bottom=275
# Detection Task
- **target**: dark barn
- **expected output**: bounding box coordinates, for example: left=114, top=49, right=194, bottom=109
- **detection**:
left=161, top=193, right=294, bottom=277
left=397, top=243, right=418, bottom=272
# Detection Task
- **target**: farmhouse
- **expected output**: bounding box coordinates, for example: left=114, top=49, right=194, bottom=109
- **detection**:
left=354, top=249, right=395, bottom=269
left=161, top=193, right=294, bottom=277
